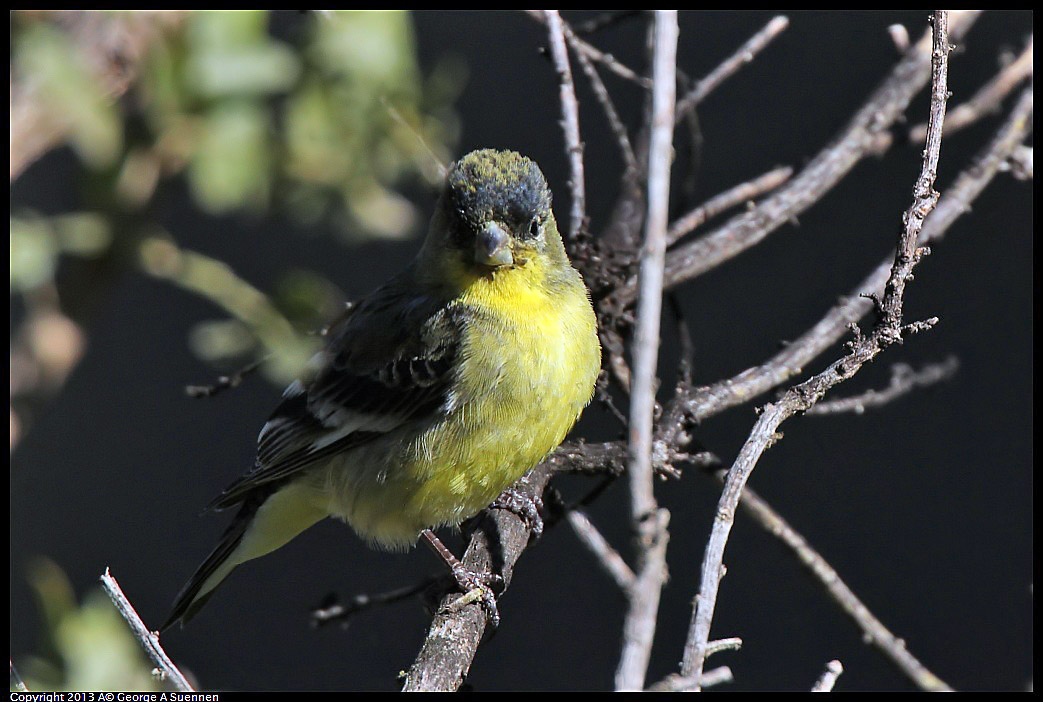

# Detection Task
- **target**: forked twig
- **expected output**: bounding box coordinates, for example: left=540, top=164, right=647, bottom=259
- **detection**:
left=909, top=36, right=1032, bottom=143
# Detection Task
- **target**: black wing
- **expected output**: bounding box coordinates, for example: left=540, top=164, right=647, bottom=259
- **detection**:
left=207, top=300, right=458, bottom=511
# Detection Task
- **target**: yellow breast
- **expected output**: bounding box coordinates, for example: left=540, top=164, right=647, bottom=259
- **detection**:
left=338, top=256, right=600, bottom=548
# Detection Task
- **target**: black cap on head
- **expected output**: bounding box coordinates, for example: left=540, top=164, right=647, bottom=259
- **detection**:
left=445, top=149, right=552, bottom=232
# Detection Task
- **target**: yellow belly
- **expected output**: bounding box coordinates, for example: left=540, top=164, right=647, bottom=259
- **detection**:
left=325, top=262, right=600, bottom=548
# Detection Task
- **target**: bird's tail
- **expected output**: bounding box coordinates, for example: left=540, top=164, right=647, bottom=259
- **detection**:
left=162, top=482, right=325, bottom=631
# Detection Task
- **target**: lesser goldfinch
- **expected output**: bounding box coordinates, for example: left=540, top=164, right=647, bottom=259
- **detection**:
left=163, top=149, right=601, bottom=629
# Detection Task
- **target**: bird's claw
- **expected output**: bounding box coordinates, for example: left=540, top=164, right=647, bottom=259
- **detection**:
left=443, top=565, right=504, bottom=628
left=490, top=487, right=545, bottom=540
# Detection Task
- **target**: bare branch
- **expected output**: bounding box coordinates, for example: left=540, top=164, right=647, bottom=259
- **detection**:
left=805, top=357, right=958, bottom=415
left=676, top=15, right=790, bottom=117
left=607, top=11, right=981, bottom=309
left=648, top=665, right=734, bottom=691
left=679, top=12, right=953, bottom=690
left=311, top=576, right=439, bottom=628
left=403, top=17, right=1034, bottom=694
left=543, top=10, right=587, bottom=238
left=99, top=568, right=194, bottom=692
left=734, top=480, right=949, bottom=691
left=615, top=10, right=677, bottom=692
left=648, top=637, right=741, bottom=691
left=812, top=659, right=844, bottom=692
left=525, top=10, right=651, bottom=88
left=682, top=85, right=1033, bottom=425
left=569, top=31, right=639, bottom=174
left=565, top=508, right=636, bottom=592
left=909, top=36, right=1032, bottom=143
left=667, top=165, right=794, bottom=246
left=402, top=468, right=551, bottom=691
left=185, top=356, right=268, bottom=399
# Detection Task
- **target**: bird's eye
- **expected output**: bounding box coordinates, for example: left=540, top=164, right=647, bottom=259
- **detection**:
left=528, top=216, right=541, bottom=238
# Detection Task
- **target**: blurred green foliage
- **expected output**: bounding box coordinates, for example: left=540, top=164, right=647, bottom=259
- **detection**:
left=15, top=560, right=165, bottom=691
left=10, top=213, right=113, bottom=293
left=10, top=10, right=463, bottom=384
left=133, top=9, right=461, bottom=231
left=14, top=22, right=124, bottom=170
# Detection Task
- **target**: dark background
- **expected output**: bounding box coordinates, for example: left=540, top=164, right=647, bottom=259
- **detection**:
left=10, top=11, right=1033, bottom=691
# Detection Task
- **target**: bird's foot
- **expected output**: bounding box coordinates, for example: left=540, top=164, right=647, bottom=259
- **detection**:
left=490, top=486, right=545, bottom=540
left=421, top=528, right=504, bottom=628
left=442, top=565, right=504, bottom=628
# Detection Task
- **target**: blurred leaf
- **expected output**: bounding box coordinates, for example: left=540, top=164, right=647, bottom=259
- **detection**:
left=11, top=213, right=113, bottom=292
left=189, top=319, right=256, bottom=362
left=184, top=11, right=299, bottom=98
left=27, top=558, right=76, bottom=655
left=115, top=149, right=163, bottom=208
left=52, top=213, right=113, bottom=255
left=312, top=10, right=419, bottom=87
left=189, top=102, right=271, bottom=213
left=187, top=9, right=269, bottom=48
left=10, top=217, right=58, bottom=292
left=285, top=80, right=352, bottom=185
left=138, top=31, right=184, bottom=129
left=14, top=24, right=122, bottom=169
left=346, top=181, right=418, bottom=240
left=186, top=45, right=300, bottom=99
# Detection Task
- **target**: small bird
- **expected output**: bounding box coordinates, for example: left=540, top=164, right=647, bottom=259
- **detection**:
left=163, top=149, right=601, bottom=630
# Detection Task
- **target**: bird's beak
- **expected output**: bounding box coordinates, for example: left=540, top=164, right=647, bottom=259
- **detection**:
left=475, top=221, right=514, bottom=268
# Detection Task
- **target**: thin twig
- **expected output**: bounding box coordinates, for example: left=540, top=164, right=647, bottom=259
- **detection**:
left=99, top=568, right=194, bottom=692
left=805, top=357, right=958, bottom=415
left=381, top=96, right=448, bottom=178
left=185, top=356, right=267, bottom=398
left=615, top=10, right=677, bottom=692
left=675, top=15, right=789, bottom=118
left=311, top=576, right=440, bottom=628
left=812, top=659, right=844, bottom=692
left=679, top=12, right=952, bottom=691
left=543, top=10, right=587, bottom=238
left=606, top=11, right=980, bottom=309
left=680, top=85, right=1032, bottom=426
left=909, top=36, right=1032, bottom=143
left=734, top=480, right=949, bottom=692
left=565, top=508, right=636, bottom=592
left=647, top=636, right=741, bottom=692
left=10, top=658, right=29, bottom=692
left=647, top=665, right=734, bottom=691
left=705, top=636, right=743, bottom=656
left=569, top=31, right=640, bottom=174
left=526, top=10, right=651, bottom=88
left=667, top=165, right=794, bottom=246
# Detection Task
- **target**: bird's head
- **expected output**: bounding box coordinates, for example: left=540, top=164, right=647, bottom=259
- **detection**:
left=428, top=149, right=564, bottom=276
